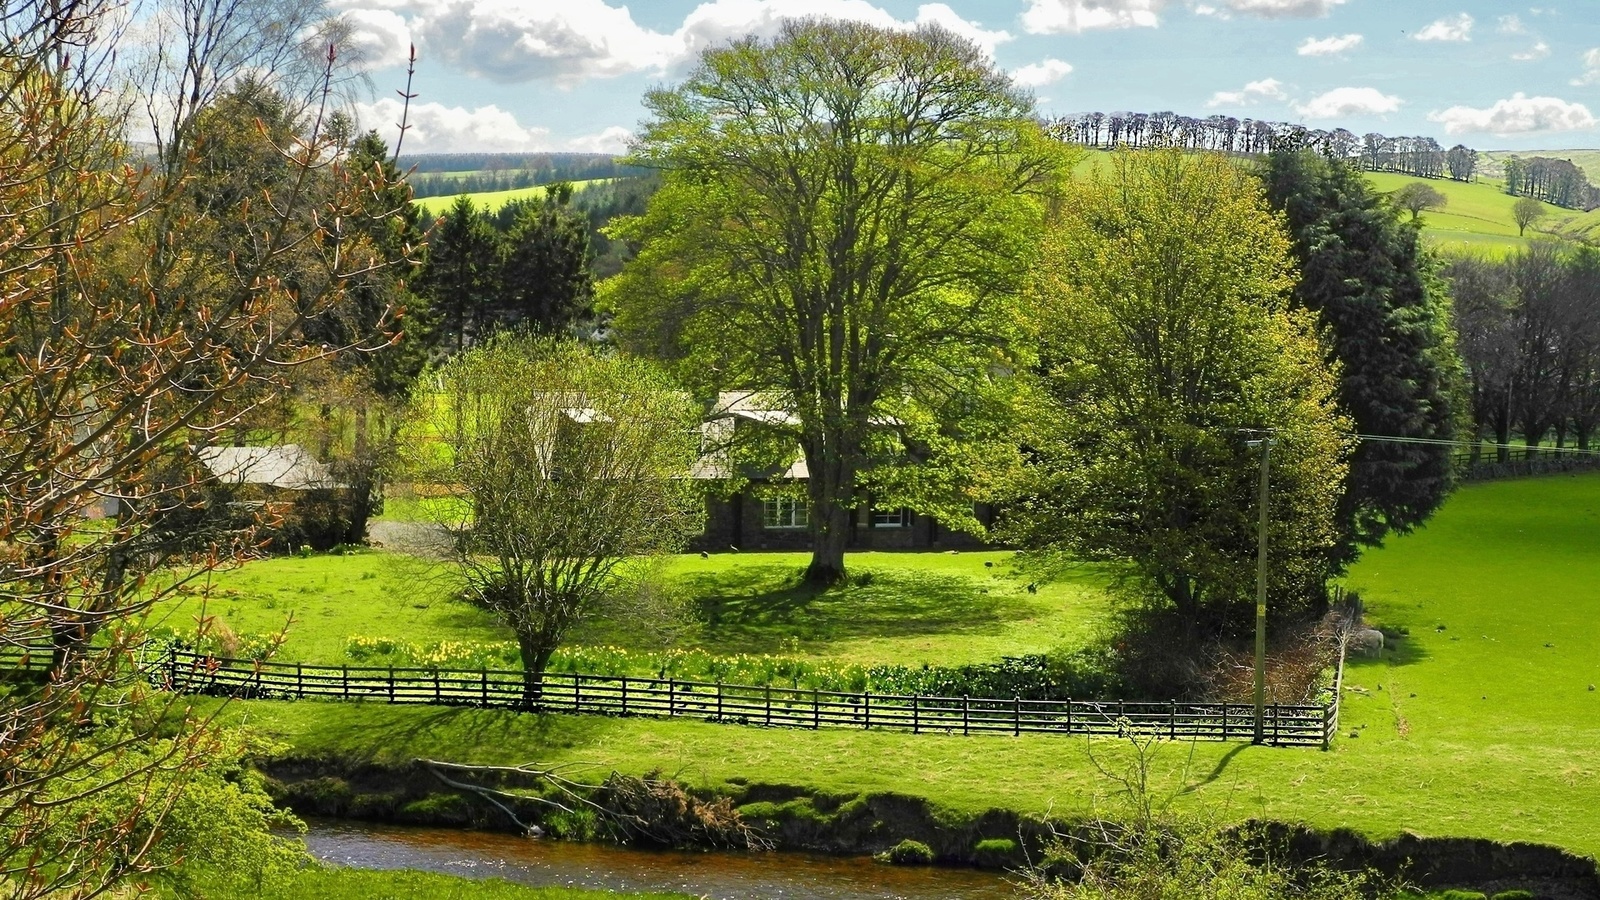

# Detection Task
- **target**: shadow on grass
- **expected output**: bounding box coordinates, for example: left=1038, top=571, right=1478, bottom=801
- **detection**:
left=674, top=564, right=1038, bottom=654
left=1344, top=633, right=1430, bottom=676
left=290, top=703, right=618, bottom=766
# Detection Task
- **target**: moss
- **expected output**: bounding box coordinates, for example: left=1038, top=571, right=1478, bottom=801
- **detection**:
left=398, top=793, right=473, bottom=824
left=1489, top=892, right=1534, bottom=900
left=973, top=837, right=1019, bottom=868
left=883, top=839, right=935, bottom=865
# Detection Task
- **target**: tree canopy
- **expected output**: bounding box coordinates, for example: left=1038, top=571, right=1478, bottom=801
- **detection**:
left=605, top=18, right=1071, bottom=583
left=1260, top=150, right=1463, bottom=568
left=1007, top=150, right=1350, bottom=650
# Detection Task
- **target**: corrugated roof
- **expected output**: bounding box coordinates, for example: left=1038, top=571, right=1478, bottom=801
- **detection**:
left=196, top=445, right=347, bottom=490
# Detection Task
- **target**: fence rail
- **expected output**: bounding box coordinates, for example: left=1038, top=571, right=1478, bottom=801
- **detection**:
left=1452, top=446, right=1600, bottom=481
left=158, top=649, right=1330, bottom=748
left=2, top=645, right=1334, bottom=748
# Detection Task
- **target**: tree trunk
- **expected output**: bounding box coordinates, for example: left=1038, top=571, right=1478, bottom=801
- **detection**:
left=805, top=500, right=851, bottom=586
left=517, top=632, right=554, bottom=709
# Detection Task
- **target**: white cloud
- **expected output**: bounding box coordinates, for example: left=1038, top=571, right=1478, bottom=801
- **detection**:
left=338, top=8, right=413, bottom=70
left=357, top=99, right=550, bottom=153
left=1011, top=58, right=1074, bottom=88
left=1573, top=48, right=1600, bottom=86
left=677, top=0, right=1012, bottom=60
left=1206, top=77, right=1288, bottom=108
left=1022, top=0, right=1163, bottom=34
left=1513, top=41, right=1550, bottom=61
left=1497, top=14, right=1526, bottom=34
left=563, top=125, right=635, bottom=154
left=1428, top=93, right=1597, bottom=136
left=1297, top=33, right=1362, bottom=56
left=1294, top=86, right=1402, bottom=119
left=1413, top=13, right=1473, bottom=42
left=1221, top=0, right=1345, bottom=17
left=334, top=0, right=1012, bottom=85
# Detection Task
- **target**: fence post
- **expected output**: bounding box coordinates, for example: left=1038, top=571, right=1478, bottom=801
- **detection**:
left=1169, top=701, right=1177, bottom=741
left=433, top=669, right=441, bottom=703
left=864, top=691, right=871, bottom=730
left=296, top=663, right=303, bottom=698
left=167, top=646, right=178, bottom=689
left=1065, top=699, right=1072, bottom=735
left=481, top=668, right=488, bottom=707
left=575, top=673, right=583, bottom=713
left=812, top=688, right=820, bottom=730
left=716, top=681, right=723, bottom=720
left=388, top=666, right=395, bottom=703
left=962, top=695, right=969, bottom=736
left=912, top=695, right=919, bottom=734
left=668, top=678, right=676, bottom=718
left=342, top=664, right=349, bottom=701
left=621, top=676, right=629, bottom=715
left=1273, top=704, right=1280, bottom=745
left=764, top=684, right=772, bottom=727
left=1013, top=695, right=1021, bottom=737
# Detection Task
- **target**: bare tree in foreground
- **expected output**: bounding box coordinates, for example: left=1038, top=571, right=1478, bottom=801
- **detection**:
left=0, top=1, right=413, bottom=894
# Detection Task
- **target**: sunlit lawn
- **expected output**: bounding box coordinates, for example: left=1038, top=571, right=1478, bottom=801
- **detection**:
left=223, top=471, right=1600, bottom=857
left=152, top=546, right=1113, bottom=670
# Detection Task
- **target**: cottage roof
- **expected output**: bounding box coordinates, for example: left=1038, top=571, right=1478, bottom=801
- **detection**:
left=197, top=444, right=347, bottom=490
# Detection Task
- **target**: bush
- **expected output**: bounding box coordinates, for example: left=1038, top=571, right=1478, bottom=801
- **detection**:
left=885, top=839, right=935, bottom=866
left=1489, top=891, right=1534, bottom=900
left=1433, top=892, right=1487, bottom=900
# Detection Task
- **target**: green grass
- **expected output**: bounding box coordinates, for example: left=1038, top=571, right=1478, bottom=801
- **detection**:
left=1364, top=171, right=1600, bottom=253
left=201, top=866, right=692, bottom=899
left=1479, top=148, right=1600, bottom=184
left=412, top=179, right=613, bottom=217
left=152, top=549, right=1111, bottom=669
left=225, top=472, right=1600, bottom=857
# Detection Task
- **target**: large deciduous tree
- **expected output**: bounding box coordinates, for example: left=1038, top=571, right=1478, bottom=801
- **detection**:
left=1260, top=150, right=1462, bottom=569
left=418, top=337, right=704, bottom=703
left=606, top=18, right=1068, bottom=584
left=1008, top=150, right=1350, bottom=643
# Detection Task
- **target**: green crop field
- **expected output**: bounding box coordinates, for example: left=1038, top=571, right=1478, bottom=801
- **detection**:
left=412, top=178, right=614, bottom=217
left=220, top=471, right=1600, bottom=857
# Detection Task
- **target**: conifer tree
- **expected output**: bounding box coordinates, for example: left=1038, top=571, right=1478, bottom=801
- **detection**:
left=499, top=182, right=595, bottom=334
left=1261, top=150, right=1463, bottom=568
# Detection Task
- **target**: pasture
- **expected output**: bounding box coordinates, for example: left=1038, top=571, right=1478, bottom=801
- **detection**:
left=412, top=178, right=615, bottom=216
left=217, top=471, right=1600, bottom=856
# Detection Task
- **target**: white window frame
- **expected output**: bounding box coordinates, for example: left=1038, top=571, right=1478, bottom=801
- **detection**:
left=762, top=497, right=809, bottom=530
left=871, top=506, right=909, bottom=529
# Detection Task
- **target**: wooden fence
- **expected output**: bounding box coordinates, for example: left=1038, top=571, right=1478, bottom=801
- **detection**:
left=1452, top=446, right=1600, bottom=481
left=156, top=649, right=1333, bottom=748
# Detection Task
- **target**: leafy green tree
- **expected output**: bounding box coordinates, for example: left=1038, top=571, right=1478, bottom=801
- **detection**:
left=1261, top=150, right=1463, bottom=568
left=1391, top=181, right=1448, bottom=221
left=499, top=183, right=595, bottom=333
left=415, top=337, right=704, bottom=702
left=606, top=19, right=1069, bottom=584
left=422, top=196, right=500, bottom=352
left=1514, top=195, right=1547, bottom=236
left=1008, top=149, right=1349, bottom=637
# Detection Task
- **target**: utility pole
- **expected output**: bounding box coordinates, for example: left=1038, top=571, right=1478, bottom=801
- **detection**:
left=1246, top=434, right=1273, bottom=744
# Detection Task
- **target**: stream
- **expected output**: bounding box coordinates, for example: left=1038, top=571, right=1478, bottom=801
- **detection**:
left=301, top=819, right=1018, bottom=900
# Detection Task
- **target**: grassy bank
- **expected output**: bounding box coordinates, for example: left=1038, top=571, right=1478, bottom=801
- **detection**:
left=195, top=867, right=692, bottom=900
left=222, top=471, right=1600, bottom=857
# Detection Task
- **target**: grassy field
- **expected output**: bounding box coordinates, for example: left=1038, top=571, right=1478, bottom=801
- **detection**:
left=152, top=549, right=1112, bottom=669
left=1479, top=148, right=1600, bottom=183
left=412, top=178, right=614, bottom=217
left=224, top=471, right=1600, bottom=856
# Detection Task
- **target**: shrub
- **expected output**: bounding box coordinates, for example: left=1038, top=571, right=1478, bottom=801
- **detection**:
left=1435, top=892, right=1487, bottom=900
left=885, top=839, right=935, bottom=865
left=1489, top=891, right=1534, bottom=900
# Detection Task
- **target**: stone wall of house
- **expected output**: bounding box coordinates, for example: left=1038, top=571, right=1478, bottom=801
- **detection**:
left=692, top=493, right=988, bottom=552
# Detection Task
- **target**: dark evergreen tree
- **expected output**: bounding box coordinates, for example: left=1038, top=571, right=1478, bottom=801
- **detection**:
left=1261, top=149, right=1463, bottom=569
left=421, top=195, right=500, bottom=352
left=498, top=182, right=594, bottom=333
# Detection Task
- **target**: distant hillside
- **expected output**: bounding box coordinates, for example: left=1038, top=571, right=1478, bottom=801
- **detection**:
left=1479, top=149, right=1600, bottom=184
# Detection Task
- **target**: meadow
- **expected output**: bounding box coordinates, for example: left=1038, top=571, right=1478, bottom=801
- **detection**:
left=212, top=471, right=1600, bottom=858
left=411, top=178, right=615, bottom=217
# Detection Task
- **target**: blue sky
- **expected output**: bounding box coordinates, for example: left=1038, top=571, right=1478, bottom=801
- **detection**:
left=334, top=0, right=1600, bottom=155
